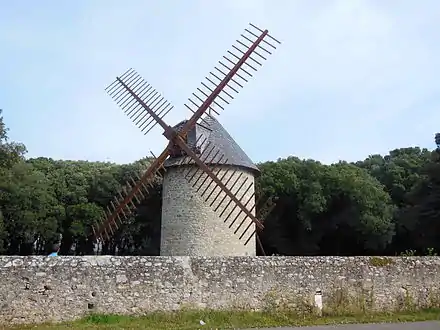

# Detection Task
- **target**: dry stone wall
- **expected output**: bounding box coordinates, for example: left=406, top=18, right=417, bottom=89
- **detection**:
left=1, top=256, right=440, bottom=325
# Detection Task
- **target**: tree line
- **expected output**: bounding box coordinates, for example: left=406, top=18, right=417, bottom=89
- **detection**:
left=1, top=110, right=439, bottom=256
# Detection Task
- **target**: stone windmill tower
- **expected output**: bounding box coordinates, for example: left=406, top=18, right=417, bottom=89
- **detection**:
left=92, top=23, right=280, bottom=256
left=161, top=116, right=260, bottom=256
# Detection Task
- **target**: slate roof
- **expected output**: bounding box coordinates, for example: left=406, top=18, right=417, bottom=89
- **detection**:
left=164, top=116, right=260, bottom=175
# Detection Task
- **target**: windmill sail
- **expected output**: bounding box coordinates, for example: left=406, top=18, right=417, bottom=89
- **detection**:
left=93, top=23, right=281, bottom=251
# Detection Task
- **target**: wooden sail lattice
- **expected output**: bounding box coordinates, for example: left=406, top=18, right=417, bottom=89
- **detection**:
left=93, top=23, right=281, bottom=254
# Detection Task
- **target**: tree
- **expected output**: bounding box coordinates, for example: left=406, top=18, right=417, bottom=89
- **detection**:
left=397, top=134, right=440, bottom=253
left=0, top=162, right=59, bottom=254
left=0, top=211, right=5, bottom=253
left=1, top=106, right=439, bottom=256
left=257, top=157, right=394, bottom=256
left=0, top=109, right=27, bottom=169
left=356, top=148, right=432, bottom=253
left=356, top=147, right=431, bottom=208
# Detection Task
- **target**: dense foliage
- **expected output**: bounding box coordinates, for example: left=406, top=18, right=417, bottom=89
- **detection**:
left=1, top=110, right=439, bottom=256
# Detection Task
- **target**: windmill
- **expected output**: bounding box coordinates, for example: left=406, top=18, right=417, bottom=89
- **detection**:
left=93, top=23, right=280, bottom=256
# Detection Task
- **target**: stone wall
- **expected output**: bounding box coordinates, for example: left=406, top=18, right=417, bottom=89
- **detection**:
left=1, top=256, right=440, bottom=325
left=161, top=165, right=256, bottom=256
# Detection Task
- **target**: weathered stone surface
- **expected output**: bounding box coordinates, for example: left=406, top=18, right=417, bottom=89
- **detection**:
left=0, top=256, right=439, bottom=325
left=161, top=165, right=256, bottom=256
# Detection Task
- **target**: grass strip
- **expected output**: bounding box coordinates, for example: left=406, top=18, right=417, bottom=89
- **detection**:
left=7, top=308, right=440, bottom=330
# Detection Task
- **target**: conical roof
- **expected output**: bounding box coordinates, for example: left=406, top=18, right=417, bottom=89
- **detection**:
left=164, top=116, right=260, bottom=175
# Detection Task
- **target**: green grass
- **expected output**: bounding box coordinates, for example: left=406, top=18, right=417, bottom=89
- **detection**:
left=6, top=308, right=440, bottom=330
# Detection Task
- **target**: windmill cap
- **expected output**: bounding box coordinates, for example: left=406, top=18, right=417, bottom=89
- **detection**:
left=164, top=116, right=260, bottom=176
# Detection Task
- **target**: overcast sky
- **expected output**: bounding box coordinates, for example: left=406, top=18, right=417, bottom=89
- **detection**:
left=1, top=0, right=439, bottom=164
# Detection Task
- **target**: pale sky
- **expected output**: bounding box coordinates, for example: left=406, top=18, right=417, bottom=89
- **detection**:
left=1, top=0, right=439, bottom=165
